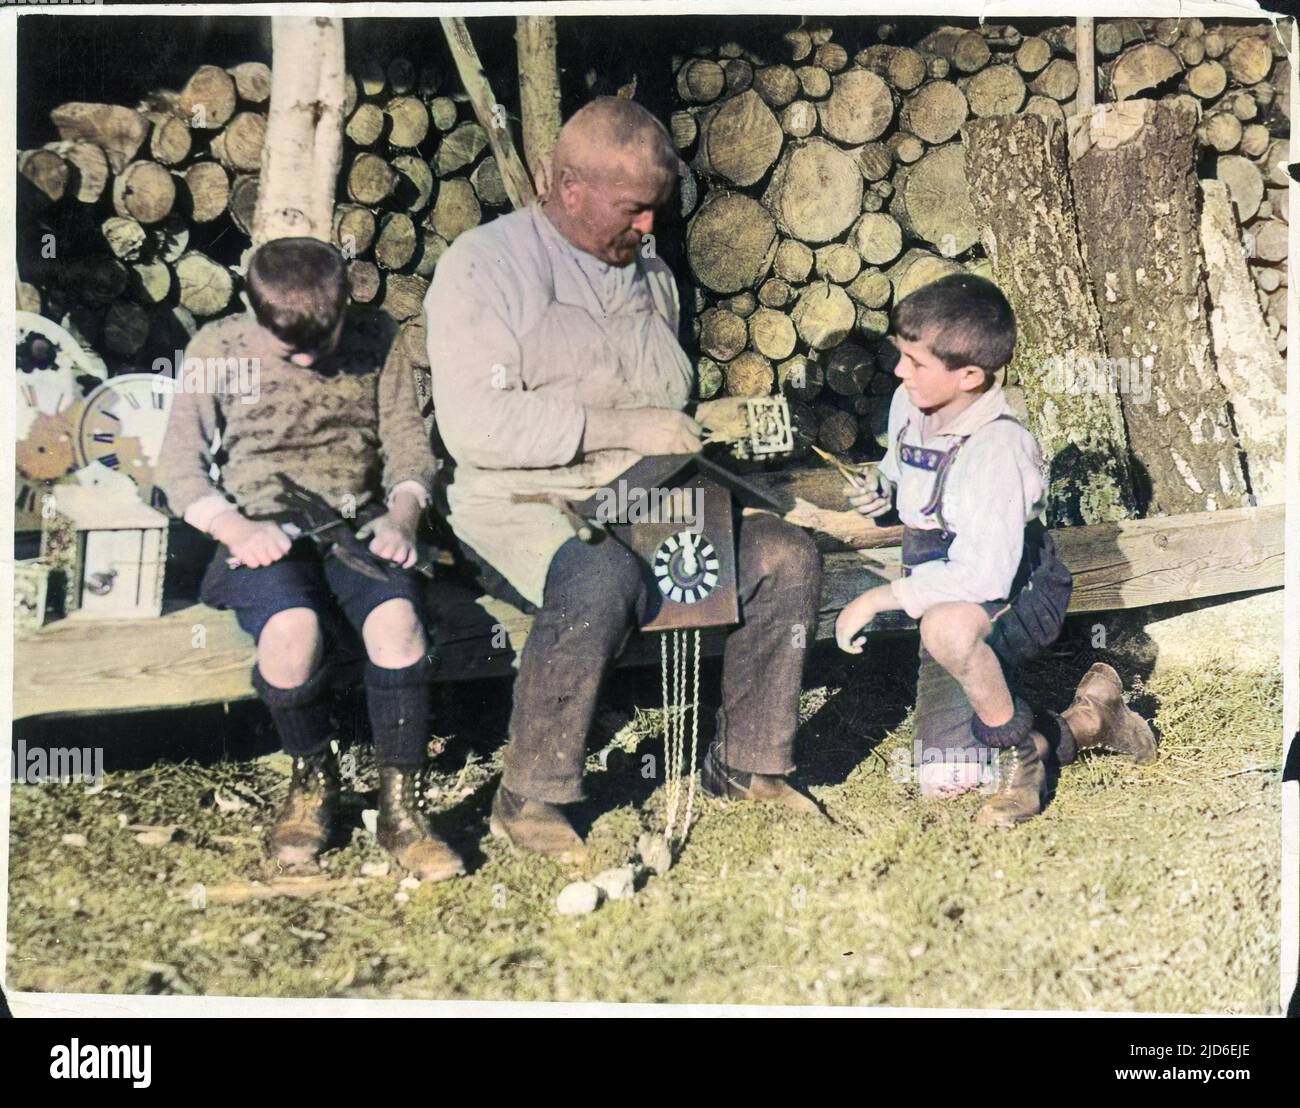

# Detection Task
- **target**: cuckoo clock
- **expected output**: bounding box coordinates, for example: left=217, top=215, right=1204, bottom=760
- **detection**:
left=574, top=454, right=784, bottom=634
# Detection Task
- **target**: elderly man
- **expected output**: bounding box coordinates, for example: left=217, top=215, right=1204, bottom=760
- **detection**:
left=424, top=98, right=822, bottom=861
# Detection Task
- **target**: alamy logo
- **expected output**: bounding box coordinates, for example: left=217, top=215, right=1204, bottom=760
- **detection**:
left=152, top=351, right=261, bottom=404
left=1041, top=352, right=1152, bottom=405
left=11, top=741, right=103, bottom=787
left=590, top=481, right=702, bottom=532
left=50, top=1040, right=151, bottom=1088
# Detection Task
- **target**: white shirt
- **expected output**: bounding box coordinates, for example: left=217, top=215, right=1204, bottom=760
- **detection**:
left=880, top=382, right=1047, bottom=619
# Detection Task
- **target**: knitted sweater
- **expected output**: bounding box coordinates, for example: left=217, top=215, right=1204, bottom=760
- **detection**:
left=156, top=307, right=436, bottom=532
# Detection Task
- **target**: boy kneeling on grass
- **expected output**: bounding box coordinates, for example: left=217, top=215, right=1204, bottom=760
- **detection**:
left=835, top=275, right=1157, bottom=826
left=157, top=237, right=463, bottom=880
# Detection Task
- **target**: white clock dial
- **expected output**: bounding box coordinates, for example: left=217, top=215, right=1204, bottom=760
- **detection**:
left=75, top=374, right=175, bottom=504
left=652, top=531, right=720, bottom=604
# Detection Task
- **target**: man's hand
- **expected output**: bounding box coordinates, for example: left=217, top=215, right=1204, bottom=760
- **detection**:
left=834, top=584, right=899, bottom=654
left=213, top=511, right=292, bottom=569
left=845, top=466, right=893, bottom=519
left=584, top=407, right=702, bottom=456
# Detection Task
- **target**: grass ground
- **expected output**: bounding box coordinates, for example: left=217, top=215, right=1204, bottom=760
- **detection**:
left=5, top=598, right=1283, bottom=1011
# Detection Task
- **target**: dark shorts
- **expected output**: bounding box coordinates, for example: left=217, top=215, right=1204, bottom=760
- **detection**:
left=200, top=541, right=427, bottom=644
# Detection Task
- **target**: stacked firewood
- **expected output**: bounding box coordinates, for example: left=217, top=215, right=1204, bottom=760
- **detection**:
left=15, top=55, right=510, bottom=377
left=674, top=17, right=1291, bottom=458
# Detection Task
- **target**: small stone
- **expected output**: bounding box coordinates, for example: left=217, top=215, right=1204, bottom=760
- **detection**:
left=60, top=833, right=88, bottom=848
left=241, top=928, right=264, bottom=947
left=909, top=942, right=927, bottom=959
left=394, top=891, right=410, bottom=904
left=399, top=876, right=420, bottom=890
left=638, top=832, right=674, bottom=876
left=116, top=813, right=129, bottom=827
left=135, top=826, right=178, bottom=846
left=360, top=861, right=391, bottom=878
left=67, top=897, right=81, bottom=911
left=361, top=808, right=379, bottom=835
left=213, top=789, right=247, bottom=813
left=556, top=881, right=601, bottom=915
left=591, top=865, right=637, bottom=902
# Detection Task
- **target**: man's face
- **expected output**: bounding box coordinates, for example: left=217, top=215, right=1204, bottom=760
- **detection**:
left=557, top=152, right=675, bottom=266
left=892, top=334, right=984, bottom=412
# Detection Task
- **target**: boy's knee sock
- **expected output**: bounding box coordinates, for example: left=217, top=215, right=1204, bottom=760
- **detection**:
left=1037, top=711, right=1078, bottom=766
left=252, top=663, right=334, bottom=757
left=365, top=656, right=434, bottom=769
left=971, top=696, right=1035, bottom=749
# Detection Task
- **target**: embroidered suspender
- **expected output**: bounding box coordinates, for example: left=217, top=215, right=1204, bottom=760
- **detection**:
left=897, top=413, right=1022, bottom=533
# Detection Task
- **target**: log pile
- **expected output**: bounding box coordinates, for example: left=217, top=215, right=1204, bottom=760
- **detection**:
left=672, top=16, right=1291, bottom=484
left=16, top=50, right=512, bottom=379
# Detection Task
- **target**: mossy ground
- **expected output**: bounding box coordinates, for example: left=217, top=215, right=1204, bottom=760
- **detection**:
left=6, top=604, right=1282, bottom=1011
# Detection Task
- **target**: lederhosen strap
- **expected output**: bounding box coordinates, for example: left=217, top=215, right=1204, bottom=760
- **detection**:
left=899, top=413, right=1022, bottom=533
left=899, top=414, right=1023, bottom=571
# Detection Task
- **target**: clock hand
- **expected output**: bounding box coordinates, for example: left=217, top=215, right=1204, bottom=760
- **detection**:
left=680, top=530, right=699, bottom=577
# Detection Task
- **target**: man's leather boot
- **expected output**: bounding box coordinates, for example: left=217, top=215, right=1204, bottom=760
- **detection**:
left=268, top=748, right=340, bottom=866
left=1063, top=663, right=1158, bottom=764
left=975, top=731, right=1050, bottom=828
left=376, top=766, right=466, bottom=882
left=700, top=744, right=823, bottom=816
left=489, top=784, right=588, bottom=864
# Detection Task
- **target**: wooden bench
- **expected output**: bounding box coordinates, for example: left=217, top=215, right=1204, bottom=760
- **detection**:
left=12, top=504, right=1283, bottom=720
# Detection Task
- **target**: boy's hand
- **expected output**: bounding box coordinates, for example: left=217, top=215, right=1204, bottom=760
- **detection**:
left=834, top=585, right=899, bottom=654
left=845, top=466, right=893, bottom=519
left=356, top=513, right=418, bottom=568
left=214, top=512, right=293, bottom=569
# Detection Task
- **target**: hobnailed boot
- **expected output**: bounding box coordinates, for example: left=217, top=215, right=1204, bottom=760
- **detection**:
left=376, top=766, right=466, bottom=882
left=268, top=748, right=340, bottom=867
left=975, top=731, right=1049, bottom=828
left=489, top=784, right=588, bottom=863
left=700, top=744, right=823, bottom=817
left=1063, top=663, right=1158, bottom=764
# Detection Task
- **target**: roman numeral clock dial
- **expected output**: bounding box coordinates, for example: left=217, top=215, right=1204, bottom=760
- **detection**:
left=75, top=373, right=175, bottom=507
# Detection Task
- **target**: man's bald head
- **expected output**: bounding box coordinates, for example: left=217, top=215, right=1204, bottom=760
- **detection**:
left=552, top=97, right=680, bottom=187
left=543, top=97, right=680, bottom=267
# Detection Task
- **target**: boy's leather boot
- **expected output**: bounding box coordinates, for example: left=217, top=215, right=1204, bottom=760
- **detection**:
left=700, top=744, right=823, bottom=816
left=489, top=784, right=588, bottom=864
left=268, top=748, right=340, bottom=866
left=376, top=766, right=466, bottom=882
left=975, top=731, right=1049, bottom=828
left=1063, top=663, right=1158, bottom=764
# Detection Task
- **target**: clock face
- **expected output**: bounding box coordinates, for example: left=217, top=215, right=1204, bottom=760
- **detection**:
left=652, top=530, right=720, bottom=604
left=14, top=312, right=106, bottom=529
left=75, top=374, right=174, bottom=505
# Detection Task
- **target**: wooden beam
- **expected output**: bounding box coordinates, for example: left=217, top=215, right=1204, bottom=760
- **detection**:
left=1075, top=17, right=1096, bottom=116
left=12, top=505, right=1283, bottom=721
left=440, top=16, right=536, bottom=209
left=516, top=15, right=562, bottom=195
left=253, top=17, right=346, bottom=246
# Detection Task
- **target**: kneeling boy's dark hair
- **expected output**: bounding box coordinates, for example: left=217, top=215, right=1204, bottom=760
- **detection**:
left=892, top=273, right=1016, bottom=375
left=246, top=237, right=349, bottom=353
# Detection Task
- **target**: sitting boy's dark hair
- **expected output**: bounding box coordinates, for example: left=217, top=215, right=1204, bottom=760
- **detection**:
left=892, top=273, right=1016, bottom=376
left=246, top=237, right=349, bottom=353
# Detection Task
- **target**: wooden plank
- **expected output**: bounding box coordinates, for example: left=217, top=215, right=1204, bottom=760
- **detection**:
left=12, top=505, right=1283, bottom=721
left=440, top=16, right=536, bottom=209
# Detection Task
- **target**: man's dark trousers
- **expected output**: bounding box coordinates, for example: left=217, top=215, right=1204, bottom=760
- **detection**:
left=500, top=512, right=822, bottom=804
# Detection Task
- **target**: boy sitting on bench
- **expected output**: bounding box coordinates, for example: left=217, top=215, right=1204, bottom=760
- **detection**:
left=157, top=237, right=463, bottom=880
left=835, top=275, right=1157, bottom=826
